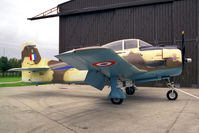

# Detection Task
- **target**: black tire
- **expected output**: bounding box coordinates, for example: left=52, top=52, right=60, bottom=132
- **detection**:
left=167, top=90, right=178, bottom=100
left=111, top=98, right=123, bottom=105
left=125, top=86, right=135, bottom=95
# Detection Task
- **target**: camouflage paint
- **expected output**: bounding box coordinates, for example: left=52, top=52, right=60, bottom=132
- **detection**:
left=21, top=42, right=87, bottom=83
left=21, top=41, right=182, bottom=84
left=120, top=47, right=182, bottom=72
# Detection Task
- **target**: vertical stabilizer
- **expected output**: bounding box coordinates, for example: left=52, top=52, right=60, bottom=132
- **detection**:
left=21, top=42, right=53, bottom=82
left=22, top=42, right=41, bottom=66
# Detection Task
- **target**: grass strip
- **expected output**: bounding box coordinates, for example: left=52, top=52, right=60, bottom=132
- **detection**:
left=0, top=77, right=22, bottom=82
left=0, top=82, right=34, bottom=87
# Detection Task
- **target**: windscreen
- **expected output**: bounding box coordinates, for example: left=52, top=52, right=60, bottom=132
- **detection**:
left=102, top=41, right=122, bottom=51
left=139, top=40, right=152, bottom=47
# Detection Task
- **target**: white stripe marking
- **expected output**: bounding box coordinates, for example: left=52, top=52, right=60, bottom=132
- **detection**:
left=176, top=88, right=199, bottom=100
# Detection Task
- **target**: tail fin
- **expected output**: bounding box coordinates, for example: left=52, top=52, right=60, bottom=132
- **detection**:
left=22, top=42, right=41, bottom=66
left=20, top=42, right=52, bottom=83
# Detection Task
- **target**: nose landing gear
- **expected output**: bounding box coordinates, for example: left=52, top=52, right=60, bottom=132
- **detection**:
left=167, top=90, right=178, bottom=100
left=166, top=79, right=178, bottom=100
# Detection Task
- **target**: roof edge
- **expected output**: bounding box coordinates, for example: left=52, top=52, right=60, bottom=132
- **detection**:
left=58, top=0, right=174, bottom=16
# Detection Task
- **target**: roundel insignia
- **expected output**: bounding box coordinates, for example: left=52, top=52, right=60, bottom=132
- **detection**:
left=92, top=61, right=116, bottom=67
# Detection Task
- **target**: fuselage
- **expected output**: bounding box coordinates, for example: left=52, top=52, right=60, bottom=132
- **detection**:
left=104, top=39, right=182, bottom=82
left=21, top=40, right=182, bottom=84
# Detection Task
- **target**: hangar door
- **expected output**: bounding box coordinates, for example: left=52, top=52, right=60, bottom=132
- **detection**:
left=60, top=2, right=173, bottom=49
left=111, top=2, right=173, bottom=46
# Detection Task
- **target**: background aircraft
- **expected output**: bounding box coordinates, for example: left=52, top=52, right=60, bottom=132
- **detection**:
left=10, top=32, right=191, bottom=104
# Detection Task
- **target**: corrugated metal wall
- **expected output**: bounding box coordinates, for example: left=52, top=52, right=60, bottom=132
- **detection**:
left=173, top=0, right=198, bottom=87
left=59, top=0, right=198, bottom=87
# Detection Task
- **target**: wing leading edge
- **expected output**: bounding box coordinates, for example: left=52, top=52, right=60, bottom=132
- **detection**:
left=8, top=67, right=49, bottom=72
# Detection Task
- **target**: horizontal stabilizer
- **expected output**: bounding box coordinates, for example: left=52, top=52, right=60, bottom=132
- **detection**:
left=8, top=67, right=49, bottom=72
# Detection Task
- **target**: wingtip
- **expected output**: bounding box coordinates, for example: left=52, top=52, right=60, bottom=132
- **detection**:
left=55, top=49, right=75, bottom=58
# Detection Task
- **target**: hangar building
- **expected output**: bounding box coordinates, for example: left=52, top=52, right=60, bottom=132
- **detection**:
left=30, top=0, right=199, bottom=87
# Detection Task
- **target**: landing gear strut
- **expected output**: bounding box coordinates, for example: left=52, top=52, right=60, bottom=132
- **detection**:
left=108, top=77, right=126, bottom=105
left=166, top=79, right=178, bottom=100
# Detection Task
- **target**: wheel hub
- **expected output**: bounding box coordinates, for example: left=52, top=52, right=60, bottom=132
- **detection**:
left=113, top=98, right=120, bottom=102
left=169, top=92, right=175, bottom=98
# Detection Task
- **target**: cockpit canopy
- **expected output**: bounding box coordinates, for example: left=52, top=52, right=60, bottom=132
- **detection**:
left=102, top=39, right=152, bottom=51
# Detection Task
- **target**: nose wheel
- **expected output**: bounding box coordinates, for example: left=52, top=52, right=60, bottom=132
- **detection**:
left=167, top=90, right=178, bottom=100
left=166, top=79, right=178, bottom=101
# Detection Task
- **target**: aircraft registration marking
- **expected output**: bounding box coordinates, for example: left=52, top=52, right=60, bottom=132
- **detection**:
left=92, top=61, right=116, bottom=67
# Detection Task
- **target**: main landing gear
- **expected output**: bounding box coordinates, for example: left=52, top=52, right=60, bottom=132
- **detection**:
left=108, top=77, right=137, bottom=104
left=110, top=85, right=136, bottom=104
left=111, top=98, right=124, bottom=105
left=108, top=77, right=126, bottom=105
left=166, top=79, right=178, bottom=100
left=125, top=85, right=136, bottom=95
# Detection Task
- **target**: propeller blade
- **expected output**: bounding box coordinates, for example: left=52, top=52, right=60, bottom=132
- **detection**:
left=181, top=31, right=185, bottom=66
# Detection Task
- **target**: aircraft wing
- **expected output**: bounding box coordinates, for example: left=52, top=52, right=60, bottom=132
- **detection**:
left=55, top=47, right=141, bottom=79
left=8, top=67, right=49, bottom=72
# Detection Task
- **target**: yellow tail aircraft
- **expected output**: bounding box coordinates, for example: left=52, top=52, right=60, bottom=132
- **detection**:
left=10, top=32, right=192, bottom=104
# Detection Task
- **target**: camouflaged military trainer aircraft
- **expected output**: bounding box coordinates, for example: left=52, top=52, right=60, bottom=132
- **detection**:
left=10, top=32, right=192, bottom=104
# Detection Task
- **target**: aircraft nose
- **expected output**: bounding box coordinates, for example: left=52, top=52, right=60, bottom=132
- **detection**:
left=163, top=48, right=182, bottom=64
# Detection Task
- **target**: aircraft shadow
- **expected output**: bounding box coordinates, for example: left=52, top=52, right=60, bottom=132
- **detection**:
left=11, top=89, right=170, bottom=106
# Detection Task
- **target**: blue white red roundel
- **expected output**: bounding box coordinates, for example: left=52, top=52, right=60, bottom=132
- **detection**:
left=92, top=61, right=116, bottom=67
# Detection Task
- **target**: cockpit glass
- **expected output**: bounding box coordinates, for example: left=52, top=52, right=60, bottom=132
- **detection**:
left=124, top=39, right=138, bottom=49
left=102, top=41, right=122, bottom=51
left=102, top=39, right=152, bottom=51
left=139, top=40, right=152, bottom=47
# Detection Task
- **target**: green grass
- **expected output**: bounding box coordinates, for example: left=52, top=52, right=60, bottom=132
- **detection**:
left=0, top=82, right=34, bottom=87
left=0, top=77, right=34, bottom=87
left=0, top=77, right=21, bottom=82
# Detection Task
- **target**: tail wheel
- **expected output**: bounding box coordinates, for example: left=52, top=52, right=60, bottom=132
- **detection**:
left=167, top=90, right=178, bottom=100
left=111, top=98, right=123, bottom=104
left=125, top=86, right=135, bottom=95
